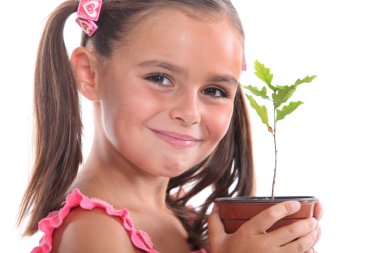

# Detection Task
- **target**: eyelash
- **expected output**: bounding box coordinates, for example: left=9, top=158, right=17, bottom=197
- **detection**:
left=144, top=73, right=229, bottom=98
left=201, top=86, right=229, bottom=98
left=145, top=73, right=172, bottom=86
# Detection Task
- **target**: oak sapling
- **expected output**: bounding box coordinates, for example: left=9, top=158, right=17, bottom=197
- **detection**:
left=244, top=60, right=316, bottom=198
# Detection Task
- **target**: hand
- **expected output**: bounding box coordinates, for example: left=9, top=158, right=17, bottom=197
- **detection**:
left=310, top=200, right=323, bottom=252
left=208, top=201, right=320, bottom=253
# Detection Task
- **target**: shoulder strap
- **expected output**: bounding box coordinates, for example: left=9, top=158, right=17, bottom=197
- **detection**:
left=32, top=188, right=158, bottom=253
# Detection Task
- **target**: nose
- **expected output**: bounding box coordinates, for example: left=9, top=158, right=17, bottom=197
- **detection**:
left=169, top=90, right=201, bottom=126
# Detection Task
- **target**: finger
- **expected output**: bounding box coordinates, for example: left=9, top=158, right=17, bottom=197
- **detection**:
left=282, top=227, right=318, bottom=253
left=241, top=201, right=301, bottom=234
left=207, top=205, right=227, bottom=244
left=311, top=223, right=322, bottom=248
left=313, top=201, right=324, bottom=221
left=270, top=217, right=318, bottom=245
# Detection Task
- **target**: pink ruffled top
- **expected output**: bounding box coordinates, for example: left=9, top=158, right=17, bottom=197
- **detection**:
left=32, top=188, right=207, bottom=253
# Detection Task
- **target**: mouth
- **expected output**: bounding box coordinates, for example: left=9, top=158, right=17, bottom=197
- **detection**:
left=149, top=128, right=201, bottom=149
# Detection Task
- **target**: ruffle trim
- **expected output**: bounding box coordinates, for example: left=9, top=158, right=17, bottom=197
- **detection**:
left=31, top=188, right=207, bottom=253
left=31, top=188, right=158, bottom=253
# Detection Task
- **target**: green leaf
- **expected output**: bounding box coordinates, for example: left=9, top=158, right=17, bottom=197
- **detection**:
left=272, top=75, right=316, bottom=109
left=246, top=94, right=271, bottom=131
left=294, top=75, right=317, bottom=86
left=244, top=85, right=270, bottom=100
left=274, top=85, right=288, bottom=90
left=254, top=60, right=277, bottom=91
left=276, top=101, right=303, bottom=122
left=272, top=85, right=297, bottom=108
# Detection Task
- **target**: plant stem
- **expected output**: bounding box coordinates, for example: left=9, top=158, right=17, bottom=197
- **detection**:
left=271, top=105, right=278, bottom=199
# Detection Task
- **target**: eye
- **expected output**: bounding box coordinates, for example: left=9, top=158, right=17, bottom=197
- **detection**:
left=145, top=73, right=172, bottom=86
left=202, top=87, right=228, bottom=98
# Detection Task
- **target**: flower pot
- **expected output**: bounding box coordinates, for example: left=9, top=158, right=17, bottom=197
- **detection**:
left=215, top=196, right=317, bottom=234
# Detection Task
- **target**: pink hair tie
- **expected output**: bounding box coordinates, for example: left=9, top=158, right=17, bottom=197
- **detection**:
left=75, top=0, right=103, bottom=36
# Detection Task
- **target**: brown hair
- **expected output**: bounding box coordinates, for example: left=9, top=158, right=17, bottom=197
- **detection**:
left=18, top=0, right=254, bottom=250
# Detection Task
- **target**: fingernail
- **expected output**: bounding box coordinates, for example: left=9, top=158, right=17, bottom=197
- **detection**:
left=289, top=201, right=301, bottom=212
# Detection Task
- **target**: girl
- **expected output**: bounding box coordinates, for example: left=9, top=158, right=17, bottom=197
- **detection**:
left=18, top=0, right=322, bottom=252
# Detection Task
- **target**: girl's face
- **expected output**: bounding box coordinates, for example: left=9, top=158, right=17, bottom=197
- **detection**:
left=97, top=8, right=244, bottom=177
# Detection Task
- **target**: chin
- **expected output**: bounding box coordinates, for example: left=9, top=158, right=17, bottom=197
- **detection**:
left=164, top=168, right=188, bottom=178
left=160, top=163, right=192, bottom=178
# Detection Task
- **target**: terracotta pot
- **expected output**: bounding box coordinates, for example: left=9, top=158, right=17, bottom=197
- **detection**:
left=215, top=196, right=317, bottom=234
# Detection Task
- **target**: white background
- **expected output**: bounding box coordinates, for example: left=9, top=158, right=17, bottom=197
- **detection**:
left=1, top=0, right=379, bottom=252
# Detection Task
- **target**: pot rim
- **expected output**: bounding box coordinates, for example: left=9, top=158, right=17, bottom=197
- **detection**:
left=215, top=196, right=318, bottom=203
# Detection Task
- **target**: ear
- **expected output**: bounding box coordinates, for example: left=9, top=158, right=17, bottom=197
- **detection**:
left=71, top=47, right=100, bottom=101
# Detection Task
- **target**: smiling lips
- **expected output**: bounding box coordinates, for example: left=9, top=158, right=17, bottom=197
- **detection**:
left=150, top=129, right=201, bottom=149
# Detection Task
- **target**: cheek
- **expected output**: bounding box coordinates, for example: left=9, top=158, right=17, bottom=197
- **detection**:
left=206, top=104, right=234, bottom=143
left=99, top=87, right=138, bottom=148
left=100, top=98, right=124, bottom=149
left=100, top=84, right=164, bottom=145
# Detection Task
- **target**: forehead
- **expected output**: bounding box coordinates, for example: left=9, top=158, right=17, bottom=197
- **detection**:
left=112, top=7, right=244, bottom=70
left=127, top=5, right=242, bottom=38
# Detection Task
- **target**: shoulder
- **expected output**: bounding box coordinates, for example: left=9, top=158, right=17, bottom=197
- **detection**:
left=51, top=207, right=136, bottom=252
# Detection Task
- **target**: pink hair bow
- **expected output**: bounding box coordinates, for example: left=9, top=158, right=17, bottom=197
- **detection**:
left=242, top=56, right=247, bottom=71
left=75, top=0, right=103, bottom=36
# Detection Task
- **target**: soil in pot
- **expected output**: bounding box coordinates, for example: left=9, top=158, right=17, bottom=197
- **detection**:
left=215, top=196, right=317, bottom=234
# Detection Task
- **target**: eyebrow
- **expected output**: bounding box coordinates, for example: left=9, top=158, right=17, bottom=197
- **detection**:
left=138, top=59, right=238, bottom=85
left=209, top=75, right=238, bottom=86
left=138, top=59, right=185, bottom=74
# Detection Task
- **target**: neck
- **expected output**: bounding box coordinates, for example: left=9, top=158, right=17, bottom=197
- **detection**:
left=75, top=138, right=170, bottom=210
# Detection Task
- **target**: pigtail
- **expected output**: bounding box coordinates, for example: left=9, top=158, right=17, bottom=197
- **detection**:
left=18, top=0, right=82, bottom=235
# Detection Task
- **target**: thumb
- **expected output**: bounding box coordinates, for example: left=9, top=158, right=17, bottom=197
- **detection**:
left=208, top=205, right=227, bottom=239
